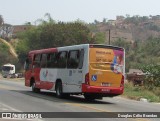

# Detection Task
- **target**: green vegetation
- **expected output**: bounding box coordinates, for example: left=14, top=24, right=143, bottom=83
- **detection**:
left=123, top=83, right=160, bottom=102
left=112, top=37, right=160, bottom=72
left=16, top=14, right=102, bottom=64
left=0, top=14, right=160, bottom=101
left=93, top=32, right=106, bottom=44
left=16, top=22, right=93, bottom=63
left=0, top=42, right=10, bottom=65
left=112, top=38, right=160, bottom=102
left=0, top=41, right=18, bottom=71
left=140, top=64, right=160, bottom=90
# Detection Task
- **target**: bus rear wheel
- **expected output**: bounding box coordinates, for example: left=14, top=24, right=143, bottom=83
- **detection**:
left=84, top=94, right=96, bottom=100
left=56, top=82, right=63, bottom=98
left=32, top=81, right=40, bottom=93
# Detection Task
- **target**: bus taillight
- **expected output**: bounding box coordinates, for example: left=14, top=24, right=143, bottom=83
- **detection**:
left=120, top=75, right=124, bottom=87
left=85, top=73, right=90, bottom=85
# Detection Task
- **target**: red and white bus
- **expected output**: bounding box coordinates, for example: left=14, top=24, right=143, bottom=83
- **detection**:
left=24, top=44, right=125, bottom=100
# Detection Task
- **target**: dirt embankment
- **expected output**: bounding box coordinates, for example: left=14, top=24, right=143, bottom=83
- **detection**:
left=0, top=38, right=18, bottom=59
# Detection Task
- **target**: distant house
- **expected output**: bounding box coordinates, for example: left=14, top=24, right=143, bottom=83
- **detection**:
left=12, top=25, right=32, bottom=38
left=0, top=25, right=32, bottom=39
left=108, top=20, right=116, bottom=26
left=116, top=16, right=125, bottom=21
left=116, top=16, right=125, bottom=25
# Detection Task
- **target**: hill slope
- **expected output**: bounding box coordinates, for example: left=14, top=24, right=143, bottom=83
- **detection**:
left=89, top=15, right=160, bottom=43
left=0, top=38, right=18, bottom=59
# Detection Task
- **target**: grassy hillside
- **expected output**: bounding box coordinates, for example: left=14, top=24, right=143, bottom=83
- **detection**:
left=0, top=38, right=18, bottom=58
left=123, top=83, right=160, bottom=102
left=88, top=15, right=160, bottom=43
left=0, top=38, right=19, bottom=72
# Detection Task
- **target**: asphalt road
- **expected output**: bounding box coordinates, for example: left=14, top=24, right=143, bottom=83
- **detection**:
left=0, top=78, right=159, bottom=121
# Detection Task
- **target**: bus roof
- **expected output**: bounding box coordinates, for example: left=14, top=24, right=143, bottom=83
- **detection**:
left=89, top=44, right=124, bottom=50
left=28, top=44, right=124, bottom=55
left=58, top=44, right=124, bottom=51
left=29, top=48, right=57, bottom=55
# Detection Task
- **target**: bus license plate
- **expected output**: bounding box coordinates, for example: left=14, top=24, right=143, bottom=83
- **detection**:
left=102, top=82, right=111, bottom=86
left=101, top=89, right=110, bottom=92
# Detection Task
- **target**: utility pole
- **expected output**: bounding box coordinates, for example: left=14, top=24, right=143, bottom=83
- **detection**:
left=109, top=29, right=110, bottom=45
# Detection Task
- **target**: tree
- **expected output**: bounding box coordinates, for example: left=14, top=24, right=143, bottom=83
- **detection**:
left=74, top=19, right=87, bottom=25
left=1, top=24, right=13, bottom=40
left=44, top=13, right=56, bottom=24
left=0, top=15, right=4, bottom=26
left=93, top=32, right=105, bottom=44
left=94, top=19, right=99, bottom=24
left=16, top=13, right=95, bottom=64
left=0, top=15, right=4, bottom=37
left=24, top=22, right=32, bottom=25
left=112, top=38, right=131, bottom=51
left=103, top=18, right=107, bottom=23
left=126, top=14, right=130, bottom=18
left=35, top=13, right=56, bottom=25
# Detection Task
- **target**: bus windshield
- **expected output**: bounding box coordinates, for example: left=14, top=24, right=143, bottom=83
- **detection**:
left=2, top=66, right=13, bottom=71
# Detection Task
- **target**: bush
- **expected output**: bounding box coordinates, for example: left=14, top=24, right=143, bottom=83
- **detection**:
left=140, top=64, right=160, bottom=90
left=123, top=83, right=160, bottom=102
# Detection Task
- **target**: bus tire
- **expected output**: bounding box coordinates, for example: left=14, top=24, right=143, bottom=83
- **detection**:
left=84, top=94, right=96, bottom=101
left=56, top=82, right=63, bottom=98
left=32, top=81, right=40, bottom=93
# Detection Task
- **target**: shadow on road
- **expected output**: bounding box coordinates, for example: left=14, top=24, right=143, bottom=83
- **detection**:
left=11, top=90, right=115, bottom=105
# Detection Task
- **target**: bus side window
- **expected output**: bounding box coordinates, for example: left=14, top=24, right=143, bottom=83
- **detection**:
left=33, top=54, right=41, bottom=68
left=78, top=49, right=84, bottom=69
left=67, top=50, right=80, bottom=69
left=24, top=58, right=29, bottom=70
left=56, top=51, right=67, bottom=68
left=47, top=53, right=56, bottom=68
left=40, top=54, right=47, bottom=68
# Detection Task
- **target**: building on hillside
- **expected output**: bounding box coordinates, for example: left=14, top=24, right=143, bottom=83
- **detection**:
left=116, top=16, right=125, bottom=21
left=0, top=25, right=32, bottom=39
left=116, top=16, right=125, bottom=26
left=108, top=20, right=116, bottom=26
left=12, top=25, right=32, bottom=38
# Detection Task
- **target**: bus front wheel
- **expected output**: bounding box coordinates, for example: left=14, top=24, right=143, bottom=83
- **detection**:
left=32, top=81, right=40, bottom=93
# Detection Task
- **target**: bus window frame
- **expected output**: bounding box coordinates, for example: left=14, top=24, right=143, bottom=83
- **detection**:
left=47, top=52, right=57, bottom=68
left=55, top=51, right=68, bottom=68
left=40, top=53, right=48, bottom=68
left=33, top=54, right=41, bottom=68
left=67, top=50, right=80, bottom=69
left=78, top=49, right=84, bottom=69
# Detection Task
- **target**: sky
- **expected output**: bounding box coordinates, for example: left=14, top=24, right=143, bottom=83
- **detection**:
left=0, top=0, right=160, bottom=25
